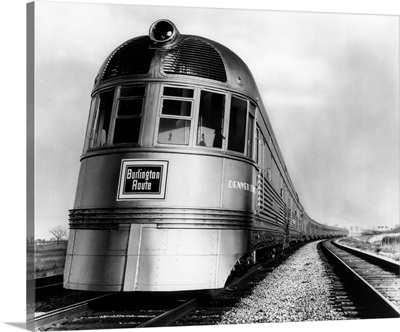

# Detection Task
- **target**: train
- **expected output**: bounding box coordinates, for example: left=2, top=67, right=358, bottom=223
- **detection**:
left=63, top=19, right=348, bottom=293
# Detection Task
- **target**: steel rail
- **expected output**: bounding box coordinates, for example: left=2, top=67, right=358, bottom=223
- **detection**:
left=27, top=275, right=64, bottom=291
left=334, top=240, right=400, bottom=275
left=321, top=240, right=400, bottom=318
left=138, top=255, right=280, bottom=327
left=27, top=293, right=116, bottom=330
left=137, top=297, right=202, bottom=328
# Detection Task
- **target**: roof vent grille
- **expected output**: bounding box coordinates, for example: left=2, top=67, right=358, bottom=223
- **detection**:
left=101, top=38, right=154, bottom=81
left=163, top=37, right=227, bottom=82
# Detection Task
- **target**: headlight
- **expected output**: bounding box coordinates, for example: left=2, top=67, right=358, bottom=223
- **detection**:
left=149, top=19, right=179, bottom=44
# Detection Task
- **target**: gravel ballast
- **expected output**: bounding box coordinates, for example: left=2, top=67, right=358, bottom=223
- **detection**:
left=219, top=240, right=346, bottom=324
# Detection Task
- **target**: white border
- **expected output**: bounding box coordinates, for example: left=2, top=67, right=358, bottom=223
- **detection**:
left=1, top=1, right=398, bottom=332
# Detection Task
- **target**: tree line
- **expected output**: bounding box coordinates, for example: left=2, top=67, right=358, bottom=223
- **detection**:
left=26, top=226, right=68, bottom=245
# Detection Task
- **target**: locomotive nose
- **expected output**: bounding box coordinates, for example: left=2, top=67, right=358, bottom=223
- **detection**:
left=149, top=19, right=180, bottom=44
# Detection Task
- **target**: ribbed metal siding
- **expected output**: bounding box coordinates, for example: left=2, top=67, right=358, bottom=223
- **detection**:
left=163, top=37, right=227, bottom=82
left=101, top=38, right=155, bottom=81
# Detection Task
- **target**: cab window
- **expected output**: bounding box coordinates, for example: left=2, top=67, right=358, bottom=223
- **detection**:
left=227, top=96, right=247, bottom=153
left=113, top=86, right=145, bottom=144
left=247, top=104, right=256, bottom=158
left=157, top=86, right=194, bottom=145
left=86, top=85, right=145, bottom=151
left=196, top=91, right=225, bottom=148
left=90, top=89, right=114, bottom=148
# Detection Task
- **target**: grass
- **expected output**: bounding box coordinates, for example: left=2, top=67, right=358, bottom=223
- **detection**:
left=27, top=241, right=67, bottom=279
left=339, top=236, right=400, bottom=262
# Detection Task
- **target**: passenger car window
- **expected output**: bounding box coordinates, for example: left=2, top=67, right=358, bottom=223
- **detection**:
left=196, top=91, right=225, bottom=148
left=157, top=86, right=193, bottom=145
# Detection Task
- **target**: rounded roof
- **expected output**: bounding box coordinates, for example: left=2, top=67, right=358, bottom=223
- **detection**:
left=93, top=20, right=260, bottom=100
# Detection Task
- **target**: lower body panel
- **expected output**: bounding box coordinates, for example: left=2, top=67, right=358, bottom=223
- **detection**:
left=64, top=224, right=249, bottom=292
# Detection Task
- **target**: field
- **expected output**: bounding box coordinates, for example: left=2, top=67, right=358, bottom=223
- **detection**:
left=27, top=241, right=67, bottom=279
left=339, top=234, right=400, bottom=262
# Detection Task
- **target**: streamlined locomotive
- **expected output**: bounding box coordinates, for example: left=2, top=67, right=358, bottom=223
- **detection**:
left=64, top=20, right=348, bottom=292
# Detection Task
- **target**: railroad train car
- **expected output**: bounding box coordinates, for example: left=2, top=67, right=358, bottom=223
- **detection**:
left=63, top=19, right=348, bottom=293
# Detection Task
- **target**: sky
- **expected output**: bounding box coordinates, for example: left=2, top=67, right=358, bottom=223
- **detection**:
left=28, top=1, right=399, bottom=239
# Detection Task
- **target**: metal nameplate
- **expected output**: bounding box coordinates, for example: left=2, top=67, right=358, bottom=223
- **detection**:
left=117, top=159, right=169, bottom=200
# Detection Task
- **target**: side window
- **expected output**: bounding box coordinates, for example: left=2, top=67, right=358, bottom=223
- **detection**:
left=247, top=103, right=256, bottom=159
left=227, top=96, right=247, bottom=153
left=255, top=127, right=261, bottom=165
left=196, top=91, right=225, bottom=148
left=247, top=113, right=255, bottom=158
left=90, top=89, right=115, bottom=148
left=264, top=139, right=272, bottom=181
left=113, top=86, right=145, bottom=144
left=271, top=159, right=280, bottom=193
left=280, top=179, right=285, bottom=199
left=157, top=86, right=194, bottom=145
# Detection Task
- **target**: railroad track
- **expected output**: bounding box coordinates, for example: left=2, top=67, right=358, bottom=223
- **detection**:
left=28, top=293, right=116, bottom=331
left=27, top=275, right=64, bottom=294
left=27, top=275, right=67, bottom=317
left=172, top=263, right=279, bottom=326
left=320, top=240, right=400, bottom=319
left=29, top=244, right=301, bottom=330
left=30, top=286, right=217, bottom=330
